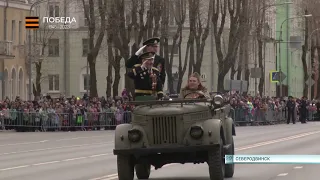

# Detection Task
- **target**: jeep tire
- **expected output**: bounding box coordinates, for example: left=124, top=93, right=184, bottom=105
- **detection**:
left=207, top=137, right=225, bottom=180
left=225, top=137, right=235, bottom=178
left=135, top=163, right=151, bottom=179
left=117, top=155, right=134, bottom=180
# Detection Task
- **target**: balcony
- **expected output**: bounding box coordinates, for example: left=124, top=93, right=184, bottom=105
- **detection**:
left=0, top=41, right=14, bottom=59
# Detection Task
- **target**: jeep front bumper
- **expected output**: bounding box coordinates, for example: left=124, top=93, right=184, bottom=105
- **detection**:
left=113, top=144, right=221, bottom=156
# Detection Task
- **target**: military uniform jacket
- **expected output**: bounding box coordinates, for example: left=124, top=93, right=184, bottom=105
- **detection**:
left=286, top=100, right=295, bottom=110
left=127, top=64, right=164, bottom=98
left=126, top=54, right=166, bottom=85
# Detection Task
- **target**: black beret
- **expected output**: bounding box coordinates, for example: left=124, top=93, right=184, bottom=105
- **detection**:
left=143, top=37, right=160, bottom=46
left=138, top=52, right=155, bottom=60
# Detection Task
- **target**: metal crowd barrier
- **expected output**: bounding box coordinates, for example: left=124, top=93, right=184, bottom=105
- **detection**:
left=0, top=111, right=132, bottom=132
left=1, top=107, right=318, bottom=132
left=233, top=107, right=287, bottom=126
left=233, top=106, right=320, bottom=126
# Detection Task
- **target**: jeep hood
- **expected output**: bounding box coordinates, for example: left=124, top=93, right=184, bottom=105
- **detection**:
left=133, top=103, right=210, bottom=116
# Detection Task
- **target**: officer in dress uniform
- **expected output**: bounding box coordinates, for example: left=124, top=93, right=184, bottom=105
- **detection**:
left=126, top=37, right=166, bottom=86
left=286, top=96, right=296, bottom=124
left=299, top=96, right=308, bottom=124
left=127, top=52, right=164, bottom=99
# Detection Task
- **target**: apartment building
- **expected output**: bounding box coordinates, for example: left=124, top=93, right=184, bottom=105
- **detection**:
left=0, top=0, right=30, bottom=100
left=30, top=0, right=110, bottom=98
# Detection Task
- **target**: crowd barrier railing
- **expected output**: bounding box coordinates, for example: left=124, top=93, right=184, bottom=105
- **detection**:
left=1, top=107, right=318, bottom=131
left=1, top=111, right=132, bottom=132
left=233, top=107, right=287, bottom=126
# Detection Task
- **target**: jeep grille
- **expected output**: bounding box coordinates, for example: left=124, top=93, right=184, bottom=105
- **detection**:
left=152, top=116, right=178, bottom=145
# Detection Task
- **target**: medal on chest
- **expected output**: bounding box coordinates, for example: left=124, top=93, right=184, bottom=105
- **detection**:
left=157, top=64, right=162, bottom=72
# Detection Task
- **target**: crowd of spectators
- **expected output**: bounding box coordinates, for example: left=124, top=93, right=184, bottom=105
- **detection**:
left=0, top=90, right=134, bottom=131
left=1, top=89, right=320, bottom=131
left=225, top=93, right=320, bottom=123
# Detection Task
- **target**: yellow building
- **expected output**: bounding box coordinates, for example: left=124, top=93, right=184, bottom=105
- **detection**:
left=0, top=0, right=31, bottom=100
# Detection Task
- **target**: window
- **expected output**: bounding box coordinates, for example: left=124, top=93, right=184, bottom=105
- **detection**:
left=48, top=39, right=59, bottom=56
left=49, top=3, right=60, bottom=17
left=83, top=74, right=90, bottom=91
left=84, top=4, right=89, bottom=26
left=48, top=74, right=59, bottom=91
left=11, top=20, right=15, bottom=43
left=82, top=38, right=89, bottom=56
left=18, top=21, right=22, bottom=44
left=168, top=44, right=179, bottom=55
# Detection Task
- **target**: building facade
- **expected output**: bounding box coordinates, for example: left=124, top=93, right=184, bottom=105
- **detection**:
left=30, top=0, right=110, bottom=98
left=276, top=0, right=305, bottom=97
left=0, top=0, right=30, bottom=100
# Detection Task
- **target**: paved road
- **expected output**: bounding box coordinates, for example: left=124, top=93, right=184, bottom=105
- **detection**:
left=1, top=123, right=320, bottom=180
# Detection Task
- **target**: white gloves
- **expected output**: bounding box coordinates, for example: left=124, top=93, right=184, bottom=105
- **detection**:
left=135, top=45, right=147, bottom=56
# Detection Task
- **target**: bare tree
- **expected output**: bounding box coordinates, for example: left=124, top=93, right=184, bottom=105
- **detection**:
left=82, top=0, right=106, bottom=97
left=160, top=0, right=186, bottom=93
left=187, top=0, right=212, bottom=76
left=107, top=0, right=162, bottom=95
left=174, top=0, right=187, bottom=93
left=299, top=0, right=320, bottom=98
left=212, top=0, right=248, bottom=92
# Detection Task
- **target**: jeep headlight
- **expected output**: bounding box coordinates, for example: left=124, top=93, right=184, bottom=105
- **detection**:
left=128, top=129, right=142, bottom=142
left=190, top=126, right=204, bottom=139
left=213, top=95, right=223, bottom=105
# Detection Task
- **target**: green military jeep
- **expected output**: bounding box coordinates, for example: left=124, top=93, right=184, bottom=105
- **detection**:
left=113, top=94, right=236, bottom=180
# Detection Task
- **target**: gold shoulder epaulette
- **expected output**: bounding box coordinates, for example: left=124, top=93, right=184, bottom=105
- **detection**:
left=134, top=64, right=141, bottom=67
left=152, top=67, right=159, bottom=71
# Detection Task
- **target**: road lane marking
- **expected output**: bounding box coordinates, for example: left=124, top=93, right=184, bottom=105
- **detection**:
left=33, top=161, right=60, bottom=166
left=0, top=135, right=112, bottom=147
left=93, top=130, right=320, bottom=180
left=277, top=173, right=288, bottom=176
left=89, top=154, right=110, bottom=158
left=0, top=142, right=111, bottom=156
left=235, top=131, right=320, bottom=151
left=294, top=166, right=303, bottom=169
left=0, top=153, right=112, bottom=171
left=0, top=165, right=30, bottom=171
left=62, top=157, right=87, bottom=162
left=55, top=135, right=107, bottom=141
left=0, top=140, right=49, bottom=147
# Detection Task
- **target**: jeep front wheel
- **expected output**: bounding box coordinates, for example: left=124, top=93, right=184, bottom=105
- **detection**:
left=117, top=155, right=134, bottom=180
left=135, top=163, right=151, bottom=179
left=207, top=137, right=225, bottom=180
left=225, top=137, right=235, bottom=178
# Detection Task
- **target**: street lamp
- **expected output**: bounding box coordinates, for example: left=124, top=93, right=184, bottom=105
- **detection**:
left=308, top=28, right=320, bottom=100
left=278, top=14, right=312, bottom=97
left=28, top=0, right=48, bottom=100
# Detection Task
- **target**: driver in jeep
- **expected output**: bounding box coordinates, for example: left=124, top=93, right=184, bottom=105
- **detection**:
left=179, top=72, right=210, bottom=99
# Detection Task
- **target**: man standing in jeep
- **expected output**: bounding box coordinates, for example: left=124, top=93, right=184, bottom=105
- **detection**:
left=126, top=37, right=166, bottom=86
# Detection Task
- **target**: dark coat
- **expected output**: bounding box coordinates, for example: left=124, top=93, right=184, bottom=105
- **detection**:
left=126, top=54, right=166, bottom=85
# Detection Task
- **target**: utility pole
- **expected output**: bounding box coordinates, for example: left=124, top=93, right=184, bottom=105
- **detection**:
left=286, top=3, right=289, bottom=96
left=63, top=0, right=68, bottom=96
left=210, top=20, right=214, bottom=92
left=2, top=0, right=8, bottom=100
